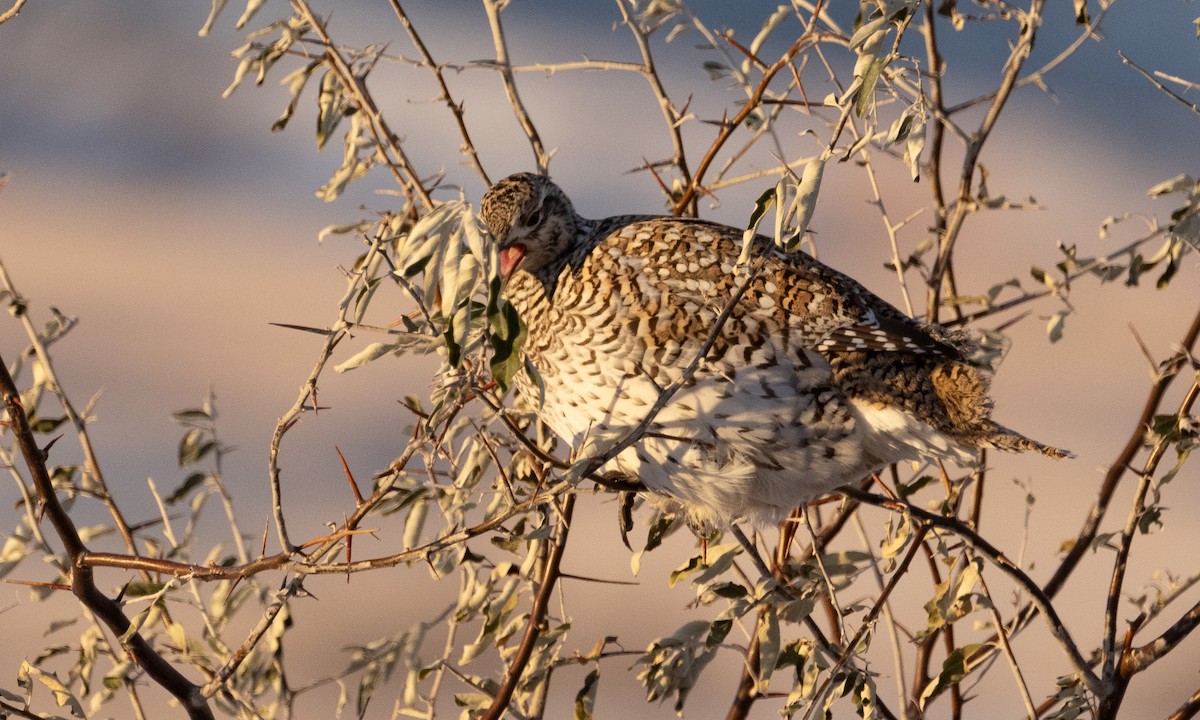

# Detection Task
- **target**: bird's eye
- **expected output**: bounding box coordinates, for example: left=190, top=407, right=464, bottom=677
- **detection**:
left=525, top=208, right=543, bottom=227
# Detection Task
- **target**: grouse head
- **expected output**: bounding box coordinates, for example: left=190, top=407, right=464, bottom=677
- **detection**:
left=480, top=173, right=581, bottom=283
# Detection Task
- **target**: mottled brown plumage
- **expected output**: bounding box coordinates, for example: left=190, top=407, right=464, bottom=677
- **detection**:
left=481, top=173, right=1067, bottom=526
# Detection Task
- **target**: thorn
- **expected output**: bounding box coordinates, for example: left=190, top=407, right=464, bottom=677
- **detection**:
left=1128, top=323, right=1159, bottom=375
left=41, top=434, right=63, bottom=458
left=4, top=579, right=72, bottom=592
left=335, top=446, right=365, bottom=505
left=269, top=322, right=336, bottom=336
left=115, top=578, right=132, bottom=603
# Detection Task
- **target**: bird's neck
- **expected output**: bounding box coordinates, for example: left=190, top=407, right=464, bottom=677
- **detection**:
left=532, top=215, right=599, bottom=298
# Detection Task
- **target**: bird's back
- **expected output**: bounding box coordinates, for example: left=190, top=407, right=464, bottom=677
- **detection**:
left=485, top=174, right=1067, bottom=525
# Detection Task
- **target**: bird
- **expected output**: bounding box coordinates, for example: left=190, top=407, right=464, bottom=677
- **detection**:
left=480, top=172, right=1068, bottom=528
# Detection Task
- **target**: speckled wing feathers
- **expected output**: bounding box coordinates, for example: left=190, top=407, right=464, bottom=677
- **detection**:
left=480, top=173, right=1068, bottom=526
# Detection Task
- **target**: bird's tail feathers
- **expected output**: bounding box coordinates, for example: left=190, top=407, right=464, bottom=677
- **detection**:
left=979, top=421, right=1072, bottom=459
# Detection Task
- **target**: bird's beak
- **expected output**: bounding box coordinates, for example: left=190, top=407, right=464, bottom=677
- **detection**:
left=498, top=243, right=527, bottom=280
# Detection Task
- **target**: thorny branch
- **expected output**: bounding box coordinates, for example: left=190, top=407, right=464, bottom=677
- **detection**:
left=3, top=1, right=1197, bottom=717
left=841, top=486, right=1110, bottom=699
left=482, top=0, right=551, bottom=175
left=926, top=0, right=1046, bottom=323
left=289, top=0, right=435, bottom=211
left=0, top=353, right=215, bottom=719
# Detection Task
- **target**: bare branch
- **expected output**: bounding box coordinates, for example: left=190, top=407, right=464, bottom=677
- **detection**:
left=1119, top=50, right=1200, bottom=117
left=480, top=497, right=575, bottom=720
left=672, top=31, right=813, bottom=215
left=289, top=0, right=436, bottom=210
left=1100, top=377, right=1200, bottom=715
left=0, top=258, right=144, bottom=559
left=0, top=353, right=214, bottom=719
left=481, top=0, right=551, bottom=174
left=388, top=0, right=492, bottom=185
left=614, top=0, right=694, bottom=213
left=841, top=486, right=1110, bottom=699
left=926, top=0, right=1046, bottom=323
left=0, top=0, right=25, bottom=25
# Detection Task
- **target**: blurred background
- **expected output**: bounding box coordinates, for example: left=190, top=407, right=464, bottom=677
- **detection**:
left=1, top=1, right=1198, bottom=717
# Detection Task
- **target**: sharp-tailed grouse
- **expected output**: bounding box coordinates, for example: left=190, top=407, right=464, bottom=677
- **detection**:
left=481, top=172, right=1067, bottom=526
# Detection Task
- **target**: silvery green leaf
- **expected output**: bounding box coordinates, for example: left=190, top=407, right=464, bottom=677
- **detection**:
left=1147, top=173, right=1194, bottom=197
left=440, top=227, right=466, bottom=318
left=889, top=102, right=926, bottom=181
left=222, top=51, right=254, bottom=98
left=273, top=60, right=321, bottom=133
left=402, top=497, right=428, bottom=551
left=234, top=0, right=267, bottom=29
left=402, top=202, right=462, bottom=259
left=197, top=0, right=228, bottom=36
left=849, top=16, right=889, bottom=50
left=740, top=184, right=779, bottom=265
left=334, top=342, right=402, bottom=373
left=918, top=645, right=986, bottom=709
left=755, top=608, right=780, bottom=693
left=315, top=70, right=343, bottom=151
left=574, top=668, right=599, bottom=720
left=317, top=220, right=368, bottom=244
left=1030, top=266, right=1059, bottom=293
left=461, top=204, right=488, bottom=259
left=787, top=158, right=825, bottom=251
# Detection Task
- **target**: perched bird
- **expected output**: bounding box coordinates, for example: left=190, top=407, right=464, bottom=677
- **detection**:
left=481, top=172, right=1067, bottom=527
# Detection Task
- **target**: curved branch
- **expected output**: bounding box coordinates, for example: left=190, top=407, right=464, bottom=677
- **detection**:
left=388, top=0, right=492, bottom=185
left=840, top=486, right=1110, bottom=699
left=289, top=0, right=435, bottom=210
left=482, top=495, right=575, bottom=720
left=0, top=354, right=214, bottom=720
left=481, top=0, right=550, bottom=175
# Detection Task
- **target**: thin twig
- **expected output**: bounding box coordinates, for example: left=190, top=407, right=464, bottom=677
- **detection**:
left=1100, top=377, right=1200, bottom=716
left=802, top=523, right=930, bottom=720
left=0, top=0, right=26, bottom=25
left=1168, top=685, right=1200, bottom=720
left=0, top=258, right=143, bottom=560
left=971, top=552, right=1037, bottom=719
left=387, top=0, right=491, bottom=185
left=481, top=0, right=550, bottom=174
left=842, top=487, right=1109, bottom=698
left=851, top=513, right=912, bottom=720
left=614, top=0, right=694, bottom=214
left=289, top=0, right=435, bottom=210
left=0, top=354, right=215, bottom=719
left=926, top=0, right=1046, bottom=323
left=672, top=32, right=813, bottom=215
left=1119, top=50, right=1200, bottom=117
left=481, top=495, right=575, bottom=720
